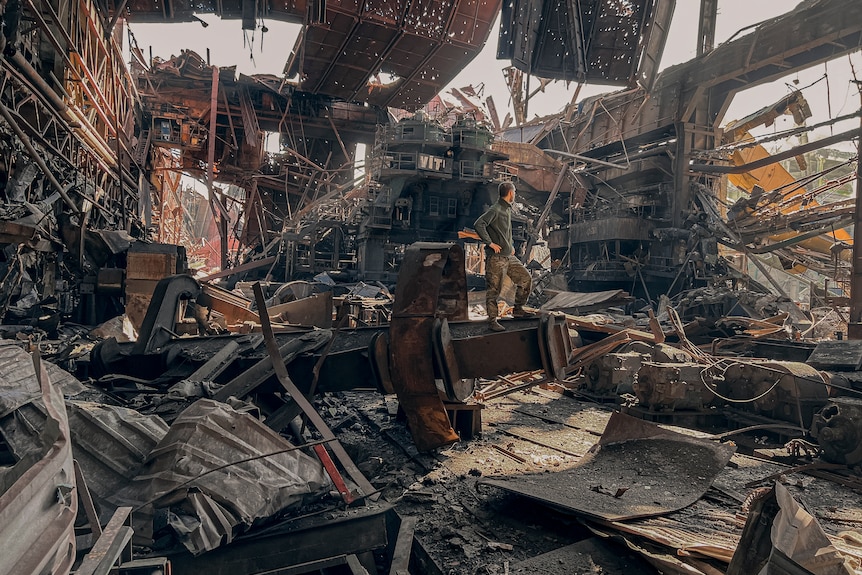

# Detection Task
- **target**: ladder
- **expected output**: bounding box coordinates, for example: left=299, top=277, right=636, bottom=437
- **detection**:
left=133, top=129, right=151, bottom=166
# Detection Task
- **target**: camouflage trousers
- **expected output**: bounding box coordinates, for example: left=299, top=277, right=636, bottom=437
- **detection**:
left=485, top=254, right=531, bottom=319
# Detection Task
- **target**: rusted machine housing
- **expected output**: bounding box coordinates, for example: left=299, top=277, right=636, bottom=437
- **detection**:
left=810, top=398, right=862, bottom=466
left=585, top=352, right=649, bottom=395
left=634, top=362, right=716, bottom=411
left=718, top=361, right=828, bottom=427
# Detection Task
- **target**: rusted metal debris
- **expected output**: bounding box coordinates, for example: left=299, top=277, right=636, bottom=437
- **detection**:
left=727, top=483, right=855, bottom=575
left=2, top=0, right=862, bottom=571
left=5, top=240, right=862, bottom=574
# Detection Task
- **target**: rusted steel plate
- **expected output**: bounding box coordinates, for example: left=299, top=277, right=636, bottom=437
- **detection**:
left=390, top=243, right=467, bottom=450
left=452, top=327, right=544, bottom=380
left=432, top=318, right=473, bottom=402
left=480, top=412, right=735, bottom=522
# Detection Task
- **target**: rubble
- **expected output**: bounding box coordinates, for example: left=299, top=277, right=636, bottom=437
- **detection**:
left=0, top=0, right=861, bottom=572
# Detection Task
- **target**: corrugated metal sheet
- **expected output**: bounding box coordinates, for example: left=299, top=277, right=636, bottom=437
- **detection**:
left=66, top=402, right=169, bottom=524
left=285, top=0, right=501, bottom=108
left=498, top=0, right=676, bottom=86
left=120, top=399, right=331, bottom=555
left=0, top=398, right=170, bottom=527
left=541, top=289, right=632, bottom=311
left=0, top=352, right=76, bottom=575
left=0, top=342, right=42, bottom=418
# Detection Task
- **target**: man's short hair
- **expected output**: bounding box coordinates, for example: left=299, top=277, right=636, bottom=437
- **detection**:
left=499, top=181, right=515, bottom=198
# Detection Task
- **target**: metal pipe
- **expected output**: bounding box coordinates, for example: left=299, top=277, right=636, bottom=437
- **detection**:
left=545, top=149, right=631, bottom=170
left=206, top=66, right=228, bottom=270
left=6, top=50, right=116, bottom=165
left=9, top=51, right=67, bottom=113
left=0, top=100, right=78, bottom=212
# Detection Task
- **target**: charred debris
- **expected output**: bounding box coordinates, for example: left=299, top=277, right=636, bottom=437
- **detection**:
left=2, top=0, right=862, bottom=573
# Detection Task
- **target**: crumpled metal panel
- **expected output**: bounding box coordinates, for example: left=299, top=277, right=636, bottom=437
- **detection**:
left=499, top=0, right=675, bottom=86
left=728, top=483, right=855, bottom=575
left=0, top=341, right=42, bottom=418
left=0, top=401, right=169, bottom=526
left=119, top=399, right=331, bottom=555
left=0, top=353, right=76, bottom=575
left=66, top=402, right=169, bottom=524
left=480, top=412, right=735, bottom=521
left=287, top=0, right=501, bottom=108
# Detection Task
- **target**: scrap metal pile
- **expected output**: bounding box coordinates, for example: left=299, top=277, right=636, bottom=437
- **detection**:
left=3, top=238, right=862, bottom=573
left=1, top=0, right=862, bottom=572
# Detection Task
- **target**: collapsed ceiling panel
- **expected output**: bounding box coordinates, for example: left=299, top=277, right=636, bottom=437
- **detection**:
left=285, top=0, right=500, bottom=108
left=115, top=0, right=308, bottom=23
left=498, top=0, right=675, bottom=87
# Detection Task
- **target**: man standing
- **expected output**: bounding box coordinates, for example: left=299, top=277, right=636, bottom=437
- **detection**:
left=474, top=181, right=534, bottom=332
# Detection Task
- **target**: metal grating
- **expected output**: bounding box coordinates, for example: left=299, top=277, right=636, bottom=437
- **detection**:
left=286, top=0, right=500, bottom=108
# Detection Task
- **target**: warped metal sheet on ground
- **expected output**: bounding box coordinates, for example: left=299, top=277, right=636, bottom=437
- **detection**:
left=511, top=537, right=655, bottom=574
left=119, top=399, right=331, bottom=555
left=729, top=483, right=856, bottom=575
left=0, top=401, right=169, bottom=523
left=606, top=512, right=740, bottom=563
left=480, top=413, right=735, bottom=522
left=0, top=343, right=87, bottom=420
left=44, top=361, right=87, bottom=396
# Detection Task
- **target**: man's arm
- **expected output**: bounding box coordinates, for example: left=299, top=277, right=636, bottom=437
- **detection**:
left=474, top=208, right=495, bottom=244
left=474, top=209, right=502, bottom=253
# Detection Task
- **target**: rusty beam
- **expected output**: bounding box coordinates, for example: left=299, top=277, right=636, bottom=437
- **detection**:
left=389, top=516, right=417, bottom=575
left=74, top=507, right=133, bottom=575
left=251, top=282, right=375, bottom=498
left=201, top=255, right=277, bottom=281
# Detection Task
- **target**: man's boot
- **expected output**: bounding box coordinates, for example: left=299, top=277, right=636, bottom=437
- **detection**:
left=512, top=306, right=537, bottom=318
left=488, top=318, right=505, bottom=332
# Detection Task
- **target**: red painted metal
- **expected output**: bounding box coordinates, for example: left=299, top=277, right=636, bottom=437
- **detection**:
left=312, top=444, right=355, bottom=504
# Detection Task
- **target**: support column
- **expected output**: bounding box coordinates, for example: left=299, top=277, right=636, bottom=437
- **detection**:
left=848, top=83, right=862, bottom=338
left=206, top=65, right=228, bottom=270
left=697, top=0, right=718, bottom=57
